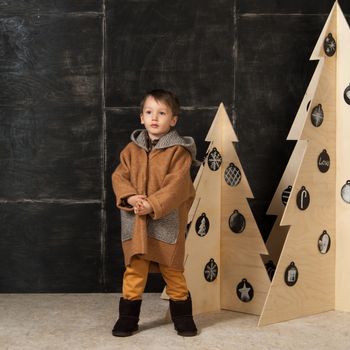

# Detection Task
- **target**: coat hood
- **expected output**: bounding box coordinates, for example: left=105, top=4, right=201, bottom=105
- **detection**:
left=130, top=129, right=200, bottom=166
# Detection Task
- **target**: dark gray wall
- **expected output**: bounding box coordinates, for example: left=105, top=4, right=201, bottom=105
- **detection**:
left=1, top=0, right=349, bottom=292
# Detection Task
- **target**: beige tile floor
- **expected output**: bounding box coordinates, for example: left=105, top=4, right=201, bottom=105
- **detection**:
left=1, top=293, right=350, bottom=350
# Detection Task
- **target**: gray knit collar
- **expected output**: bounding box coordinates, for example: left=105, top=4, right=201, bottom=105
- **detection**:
left=130, top=129, right=199, bottom=164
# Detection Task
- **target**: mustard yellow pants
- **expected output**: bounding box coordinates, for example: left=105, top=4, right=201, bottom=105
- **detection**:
left=122, top=255, right=188, bottom=301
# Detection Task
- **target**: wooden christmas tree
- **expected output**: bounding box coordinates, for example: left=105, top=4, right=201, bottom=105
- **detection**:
left=184, top=103, right=270, bottom=315
left=259, top=1, right=350, bottom=326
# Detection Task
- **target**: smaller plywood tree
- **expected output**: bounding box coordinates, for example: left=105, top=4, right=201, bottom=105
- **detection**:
left=184, top=103, right=270, bottom=316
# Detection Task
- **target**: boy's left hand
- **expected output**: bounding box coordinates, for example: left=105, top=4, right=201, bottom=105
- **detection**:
left=134, top=199, right=153, bottom=216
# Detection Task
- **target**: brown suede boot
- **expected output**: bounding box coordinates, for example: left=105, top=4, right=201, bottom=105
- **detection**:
left=112, top=298, right=142, bottom=337
left=169, top=294, right=198, bottom=337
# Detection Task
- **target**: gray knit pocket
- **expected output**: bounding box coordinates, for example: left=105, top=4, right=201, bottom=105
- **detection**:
left=147, top=209, right=179, bottom=244
left=120, top=210, right=134, bottom=242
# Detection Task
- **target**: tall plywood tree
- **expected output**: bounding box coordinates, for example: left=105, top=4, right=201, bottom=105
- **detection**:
left=259, top=1, right=350, bottom=326
left=184, top=103, right=270, bottom=315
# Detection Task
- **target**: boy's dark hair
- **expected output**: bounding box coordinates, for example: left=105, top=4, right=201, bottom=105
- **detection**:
left=140, top=89, right=180, bottom=116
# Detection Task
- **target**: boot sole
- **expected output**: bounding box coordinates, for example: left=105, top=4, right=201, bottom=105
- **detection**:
left=112, top=326, right=139, bottom=337
left=176, top=330, right=198, bottom=337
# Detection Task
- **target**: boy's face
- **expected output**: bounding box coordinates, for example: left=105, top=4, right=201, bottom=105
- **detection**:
left=140, top=96, right=178, bottom=140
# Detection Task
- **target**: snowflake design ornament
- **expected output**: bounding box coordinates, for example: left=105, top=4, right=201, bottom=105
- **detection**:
left=204, top=258, right=218, bottom=282
left=207, top=147, right=222, bottom=171
left=311, top=104, right=324, bottom=127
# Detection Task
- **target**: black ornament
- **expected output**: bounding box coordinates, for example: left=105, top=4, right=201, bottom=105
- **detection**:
left=306, top=100, right=311, bottom=111
left=265, top=260, right=276, bottom=281
left=229, top=210, right=246, bottom=234
left=317, top=149, right=330, bottom=173
left=341, top=180, right=350, bottom=204
left=323, top=33, right=336, bottom=57
left=195, top=213, right=210, bottom=237
left=296, top=186, right=310, bottom=210
left=224, top=163, right=241, bottom=186
left=318, top=230, right=331, bottom=254
left=281, top=185, right=292, bottom=206
left=207, top=147, right=222, bottom=171
left=344, top=84, right=350, bottom=105
left=204, top=258, right=218, bottom=282
left=284, top=262, right=298, bottom=286
left=311, top=104, right=324, bottom=127
left=236, top=279, right=254, bottom=302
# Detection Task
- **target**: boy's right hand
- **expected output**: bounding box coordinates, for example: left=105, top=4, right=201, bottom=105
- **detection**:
left=127, top=195, right=147, bottom=208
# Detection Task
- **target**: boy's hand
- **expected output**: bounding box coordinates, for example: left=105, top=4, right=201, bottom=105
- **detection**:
left=134, top=199, right=153, bottom=216
left=127, top=195, right=147, bottom=207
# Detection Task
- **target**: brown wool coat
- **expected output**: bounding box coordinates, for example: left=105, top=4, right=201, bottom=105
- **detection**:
left=112, top=129, right=196, bottom=271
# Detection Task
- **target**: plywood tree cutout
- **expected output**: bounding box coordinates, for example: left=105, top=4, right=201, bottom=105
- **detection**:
left=263, top=141, right=307, bottom=267
left=259, top=1, right=350, bottom=326
left=184, top=103, right=270, bottom=316
left=264, top=56, right=325, bottom=267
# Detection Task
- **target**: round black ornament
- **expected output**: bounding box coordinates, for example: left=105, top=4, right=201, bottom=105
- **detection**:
left=207, top=147, right=222, bottom=171
left=341, top=180, right=350, bottom=203
left=344, top=84, right=350, bottom=105
left=236, top=278, right=254, bottom=302
left=284, top=262, right=298, bottom=286
left=317, top=149, right=330, bottom=173
left=281, top=185, right=292, bottom=206
left=229, top=210, right=246, bottom=234
left=195, top=213, right=210, bottom=237
left=224, top=163, right=241, bottom=186
left=323, top=33, right=336, bottom=56
left=204, top=258, right=218, bottom=282
left=318, top=230, right=331, bottom=254
left=296, top=186, right=310, bottom=210
left=311, top=104, right=324, bottom=127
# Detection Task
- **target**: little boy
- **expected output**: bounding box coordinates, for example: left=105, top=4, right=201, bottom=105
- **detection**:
left=111, top=89, right=198, bottom=337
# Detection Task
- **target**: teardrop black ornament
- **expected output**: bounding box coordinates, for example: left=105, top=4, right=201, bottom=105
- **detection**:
left=265, top=260, right=276, bottom=281
left=284, top=262, right=298, bottom=286
left=311, top=104, right=324, bottom=127
left=324, top=33, right=336, bottom=56
left=281, top=185, right=292, bottom=206
left=229, top=210, right=246, bottom=234
left=318, top=230, right=331, bottom=254
left=207, top=147, right=222, bottom=171
left=204, top=258, right=218, bottom=282
left=224, top=163, right=241, bottom=186
left=296, top=186, right=310, bottom=210
left=306, top=100, right=311, bottom=111
left=344, top=84, right=350, bottom=105
left=195, top=213, right=210, bottom=237
left=317, top=149, right=330, bottom=173
left=341, top=180, right=350, bottom=204
left=236, top=278, right=254, bottom=302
